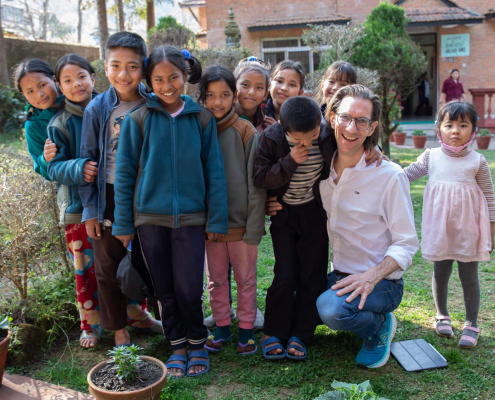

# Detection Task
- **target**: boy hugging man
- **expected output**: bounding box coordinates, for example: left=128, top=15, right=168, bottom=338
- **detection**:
left=79, top=32, right=161, bottom=347
left=254, top=96, right=334, bottom=360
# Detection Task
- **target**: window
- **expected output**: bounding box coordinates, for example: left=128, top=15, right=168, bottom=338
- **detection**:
left=261, top=37, right=320, bottom=74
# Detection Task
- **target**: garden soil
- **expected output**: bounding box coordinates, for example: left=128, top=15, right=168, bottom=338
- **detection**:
left=91, top=360, right=162, bottom=391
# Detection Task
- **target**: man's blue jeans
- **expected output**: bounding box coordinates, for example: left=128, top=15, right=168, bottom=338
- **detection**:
left=317, top=270, right=404, bottom=339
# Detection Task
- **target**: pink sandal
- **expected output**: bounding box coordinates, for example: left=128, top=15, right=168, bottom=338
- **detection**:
left=459, top=326, right=480, bottom=349
left=435, top=316, right=454, bottom=338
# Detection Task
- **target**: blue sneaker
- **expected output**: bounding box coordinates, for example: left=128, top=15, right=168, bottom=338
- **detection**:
left=356, top=312, right=397, bottom=369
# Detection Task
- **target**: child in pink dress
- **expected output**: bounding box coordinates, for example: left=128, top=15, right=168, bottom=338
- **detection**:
left=404, top=101, right=495, bottom=349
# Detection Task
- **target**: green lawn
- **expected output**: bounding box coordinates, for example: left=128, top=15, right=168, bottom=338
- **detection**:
left=6, top=146, right=495, bottom=400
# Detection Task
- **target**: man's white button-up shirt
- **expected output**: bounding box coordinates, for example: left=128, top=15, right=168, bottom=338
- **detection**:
left=319, top=152, right=419, bottom=280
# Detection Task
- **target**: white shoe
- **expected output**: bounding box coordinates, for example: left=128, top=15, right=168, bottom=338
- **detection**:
left=204, top=305, right=236, bottom=329
left=253, top=308, right=264, bottom=332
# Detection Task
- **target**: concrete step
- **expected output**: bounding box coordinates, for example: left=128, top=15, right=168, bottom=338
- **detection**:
left=0, top=373, right=94, bottom=400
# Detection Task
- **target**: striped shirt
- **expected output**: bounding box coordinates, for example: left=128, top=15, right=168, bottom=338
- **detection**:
left=404, top=147, right=495, bottom=221
left=282, top=135, right=324, bottom=205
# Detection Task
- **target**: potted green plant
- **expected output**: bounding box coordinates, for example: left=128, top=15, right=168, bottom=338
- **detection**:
left=314, top=380, right=390, bottom=400
left=0, top=316, right=12, bottom=387
left=87, top=345, right=167, bottom=400
left=476, top=129, right=492, bottom=150
left=412, top=129, right=427, bottom=149
left=393, top=124, right=407, bottom=146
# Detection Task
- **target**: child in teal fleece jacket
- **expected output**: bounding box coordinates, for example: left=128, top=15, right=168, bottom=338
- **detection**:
left=47, top=54, right=101, bottom=349
left=113, top=46, right=227, bottom=378
left=14, top=59, right=62, bottom=180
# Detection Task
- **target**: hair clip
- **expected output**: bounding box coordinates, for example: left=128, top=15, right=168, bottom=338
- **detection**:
left=144, top=57, right=149, bottom=68
left=181, top=49, right=191, bottom=59
left=247, top=56, right=258, bottom=62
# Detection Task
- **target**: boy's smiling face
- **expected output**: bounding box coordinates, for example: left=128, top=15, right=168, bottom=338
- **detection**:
left=105, top=47, right=144, bottom=102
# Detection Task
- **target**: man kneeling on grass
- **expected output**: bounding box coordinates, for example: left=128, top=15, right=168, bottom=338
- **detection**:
left=316, top=84, right=419, bottom=369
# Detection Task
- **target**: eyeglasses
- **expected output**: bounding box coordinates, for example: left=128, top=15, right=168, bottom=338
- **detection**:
left=336, top=113, right=373, bottom=131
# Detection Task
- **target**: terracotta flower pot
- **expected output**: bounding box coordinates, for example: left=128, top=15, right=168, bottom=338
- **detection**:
left=0, top=330, right=12, bottom=387
left=87, top=356, right=167, bottom=400
left=476, top=136, right=491, bottom=150
left=393, top=132, right=407, bottom=145
left=412, top=135, right=427, bottom=149
left=390, top=133, right=395, bottom=143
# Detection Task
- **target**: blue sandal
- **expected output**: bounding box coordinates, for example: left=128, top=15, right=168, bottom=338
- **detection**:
left=286, top=336, right=307, bottom=361
left=186, top=350, right=210, bottom=377
left=261, top=336, right=286, bottom=360
left=166, top=354, right=188, bottom=378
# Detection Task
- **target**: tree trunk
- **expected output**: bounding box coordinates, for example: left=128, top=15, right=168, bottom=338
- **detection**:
left=40, top=0, right=49, bottom=40
left=146, top=0, right=155, bottom=32
left=24, top=0, right=36, bottom=39
left=116, top=0, right=125, bottom=32
left=97, top=0, right=109, bottom=59
left=77, top=0, right=83, bottom=43
left=0, top=0, right=10, bottom=86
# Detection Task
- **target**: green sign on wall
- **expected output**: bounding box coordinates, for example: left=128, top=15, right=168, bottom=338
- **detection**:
left=441, top=34, right=469, bottom=57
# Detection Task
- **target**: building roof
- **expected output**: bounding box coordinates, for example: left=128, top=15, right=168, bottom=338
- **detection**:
left=178, top=0, right=205, bottom=8
left=405, top=7, right=484, bottom=26
left=248, top=14, right=350, bottom=32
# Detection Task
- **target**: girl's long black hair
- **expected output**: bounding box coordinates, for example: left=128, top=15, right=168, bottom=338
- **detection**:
left=54, top=53, right=97, bottom=109
left=234, top=57, right=270, bottom=127
left=144, top=45, right=202, bottom=92
left=13, top=59, right=56, bottom=120
left=197, top=65, right=236, bottom=106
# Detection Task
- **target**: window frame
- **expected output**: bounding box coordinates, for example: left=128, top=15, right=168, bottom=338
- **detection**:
left=260, top=36, right=320, bottom=73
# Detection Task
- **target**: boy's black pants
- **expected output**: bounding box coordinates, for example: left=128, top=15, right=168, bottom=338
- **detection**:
left=263, top=199, right=328, bottom=344
left=138, top=224, right=207, bottom=350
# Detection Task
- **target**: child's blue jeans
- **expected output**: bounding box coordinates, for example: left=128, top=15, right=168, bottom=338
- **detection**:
left=317, top=270, right=404, bottom=339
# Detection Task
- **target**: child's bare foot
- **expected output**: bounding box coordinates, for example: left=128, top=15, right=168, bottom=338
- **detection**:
left=262, top=334, right=284, bottom=356
left=114, top=328, right=131, bottom=346
left=187, top=347, right=209, bottom=376
left=80, top=327, right=101, bottom=348
left=133, top=317, right=157, bottom=329
left=287, top=340, right=305, bottom=357
left=167, top=348, right=187, bottom=378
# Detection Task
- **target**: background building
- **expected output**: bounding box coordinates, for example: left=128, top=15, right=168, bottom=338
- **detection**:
left=192, top=0, right=495, bottom=121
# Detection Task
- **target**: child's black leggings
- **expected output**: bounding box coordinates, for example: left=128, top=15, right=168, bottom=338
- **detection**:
left=432, top=260, right=480, bottom=327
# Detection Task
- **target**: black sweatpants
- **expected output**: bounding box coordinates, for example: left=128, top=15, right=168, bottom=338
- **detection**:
left=264, top=199, right=329, bottom=343
left=138, top=224, right=207, bottom=350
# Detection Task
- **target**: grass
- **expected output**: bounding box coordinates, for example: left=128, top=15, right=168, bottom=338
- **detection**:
left=4, top=144, right=495, bottom=399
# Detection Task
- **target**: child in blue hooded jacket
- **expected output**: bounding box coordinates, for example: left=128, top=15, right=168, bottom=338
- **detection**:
left=113, top=46, right=228, bottom=378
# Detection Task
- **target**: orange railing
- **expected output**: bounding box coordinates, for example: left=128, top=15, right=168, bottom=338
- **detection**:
left=469, top=88, right=495, bottom=133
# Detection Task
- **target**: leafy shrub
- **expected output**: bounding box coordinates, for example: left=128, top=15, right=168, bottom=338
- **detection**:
left=314, top=380, right=389, bottom=400
left=301, top=24, right=379, bottom=95
left=351, top=2, right=426, bottom=156
left=147, top=16, right=197, bottom=53
left=107, top=344, right=142, bottom=381
left=412, top=129, right=426, bottom=136
left=0, top=85, right=27, bottom=134
left=477, top=128, right=492, bottom=137
left=91, top=59, right=110, bottom=94
left=195, top=46, right=252, bottom=72
left=0, top=146, right=70, bottom=303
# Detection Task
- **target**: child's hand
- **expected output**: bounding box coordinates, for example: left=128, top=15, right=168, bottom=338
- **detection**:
left=365, top=146, right=388, bottom=167
left=262, top=117, right=277, bottom=130
left=207, top=232, right=225, bottom=243
left=265, top=196, right=282, bottom=216
left=43, top=138, right=57, bottom=162
left=83, top=160, right=98, bottom=183
left=290, top=142, right=310, bottom=164
left=85, top=218, right=101, bottom=240
left=115, top=234, right=134, bottom=249
left=490, top=222, right=495, bottom=253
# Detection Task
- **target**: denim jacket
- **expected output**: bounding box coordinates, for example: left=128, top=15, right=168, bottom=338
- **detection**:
left=79, top=83, right=150, bottom=223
